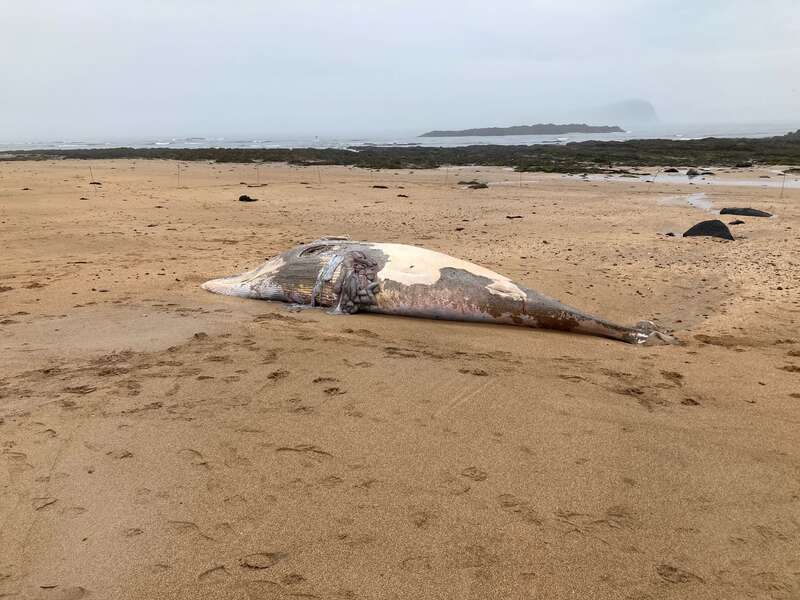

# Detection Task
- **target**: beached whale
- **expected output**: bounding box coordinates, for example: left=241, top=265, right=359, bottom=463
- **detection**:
left=202, top=238, right=675, bottom=345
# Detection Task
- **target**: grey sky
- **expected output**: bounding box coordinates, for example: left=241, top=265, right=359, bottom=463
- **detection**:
left=2, top=0, right=798, bottom=140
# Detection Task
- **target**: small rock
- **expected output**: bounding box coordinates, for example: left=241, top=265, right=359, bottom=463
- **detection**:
left=728, top=220, right=745, bottom=225
left=458, top=180, right=488, bottom=189
left=238, top=194, right=258, bottom=202
left=686, top=168, right=701, bottom=178
left=663, top=167, right=679, bottom=173
left=371, top=185, right=388, bottom=189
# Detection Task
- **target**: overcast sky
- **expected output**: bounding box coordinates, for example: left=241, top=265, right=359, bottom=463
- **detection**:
left=2, top=0, right=798, bottom=140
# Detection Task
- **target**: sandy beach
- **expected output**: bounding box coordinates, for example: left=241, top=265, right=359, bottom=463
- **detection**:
left=1, top=159, right=799, bottom=599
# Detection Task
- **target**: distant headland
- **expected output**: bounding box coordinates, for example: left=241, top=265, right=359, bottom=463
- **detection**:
left=420, top=123, right=624, bottom=137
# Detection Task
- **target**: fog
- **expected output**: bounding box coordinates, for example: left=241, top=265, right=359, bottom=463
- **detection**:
left=2, top=0, right=798, bottom=140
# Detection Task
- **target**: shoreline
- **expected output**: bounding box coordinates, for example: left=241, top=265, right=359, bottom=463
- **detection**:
left=2, top=132, right=799, bottom=173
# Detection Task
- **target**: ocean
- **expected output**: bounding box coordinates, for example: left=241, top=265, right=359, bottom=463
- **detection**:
left=1, top=122, right=797, bottom=152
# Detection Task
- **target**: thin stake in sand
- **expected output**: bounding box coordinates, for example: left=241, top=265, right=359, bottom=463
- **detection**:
left=650, top=168, right=662, bottom=184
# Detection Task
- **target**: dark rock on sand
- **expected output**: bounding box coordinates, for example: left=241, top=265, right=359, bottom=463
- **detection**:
left=728, top=220, right=745, bottom=225
left=663, top=167, right=679, bottom=173
left=720, top=207, right=772, bottom=217
left=238, top=194, right=258, bottom=202
left=371, top=185, right=388, bottom=189
left=686, top=168, right=701, bottom=178
left=683, top=219, right=734, bottom=241
left=459, top=180, right=489, bottom=189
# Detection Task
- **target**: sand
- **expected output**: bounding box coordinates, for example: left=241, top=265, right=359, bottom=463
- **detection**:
left=1, top=159, right=799, bottom=599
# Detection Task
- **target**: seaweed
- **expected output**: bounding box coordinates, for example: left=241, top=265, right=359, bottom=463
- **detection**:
left=2, top=130, right=799, bottom=173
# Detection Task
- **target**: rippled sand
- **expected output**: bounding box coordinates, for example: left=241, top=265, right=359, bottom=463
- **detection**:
left=1, top=160, right=798, bottom=599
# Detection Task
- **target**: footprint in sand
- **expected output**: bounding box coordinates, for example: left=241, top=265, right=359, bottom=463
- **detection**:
left=63, top=385, right=97, bottom=395
left=239, top=552, right=287, bottom=570
left=497, top=494, right=542, bottom=525
left=106, top=449, right=133, bottom=459
left=124, top=527, right=143, bottom=537
left=42, top=586, right=90, bottom=600
left=197, top=565, right=230, bottom=582
left=458, top=368, right=489, bottom=377
left=434, top=473, right=471, bottom=496
left=655, top=563, right=703, bottom=584
left=409, top=509, right=436, bottom=529
left=660, top=370, right=684, bottom=386
left=177, top=448, right=210, bottom=469
left=267, top=369, right=289, bottom=381
left=460, top=466, right=488, bottom=481
left=167, top=520, right=215, bottom=541
left=32, top=497, right=57, bottom=511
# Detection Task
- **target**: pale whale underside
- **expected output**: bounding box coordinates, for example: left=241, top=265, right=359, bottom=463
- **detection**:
left=202, top=238, right=675, bottom=345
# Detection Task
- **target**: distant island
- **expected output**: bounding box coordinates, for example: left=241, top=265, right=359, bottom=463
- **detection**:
left=420, top=123, right=624, bottom=137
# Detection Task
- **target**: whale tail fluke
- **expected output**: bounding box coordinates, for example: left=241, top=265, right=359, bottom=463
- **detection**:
left=201, top=274, right=257, bottom=298
left=627, top=320, right=679, bottom=345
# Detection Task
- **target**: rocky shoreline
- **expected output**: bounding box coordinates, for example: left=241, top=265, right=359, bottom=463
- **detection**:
left=2, top=130, right=799, bottom=173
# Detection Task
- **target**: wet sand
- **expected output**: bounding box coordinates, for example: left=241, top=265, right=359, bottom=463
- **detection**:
left=1, top=160, right=799, bottom=599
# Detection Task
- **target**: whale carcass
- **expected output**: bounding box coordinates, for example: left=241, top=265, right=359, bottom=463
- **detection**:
left=202, top=238, right=675, bottom=345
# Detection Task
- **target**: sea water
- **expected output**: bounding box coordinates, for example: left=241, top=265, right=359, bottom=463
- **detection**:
left=1, top=122, right=797, bottom=152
